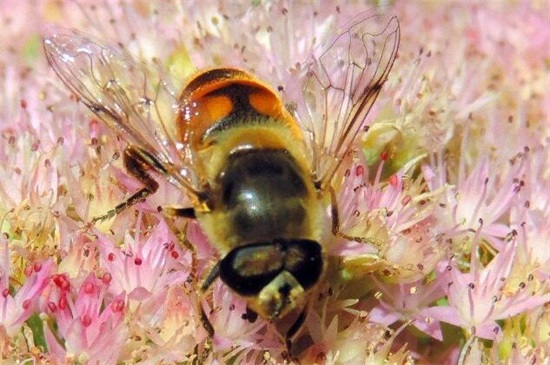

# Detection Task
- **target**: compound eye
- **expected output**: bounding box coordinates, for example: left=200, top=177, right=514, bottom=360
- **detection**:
left=219, top=244, right=284, bottom=296
left=284, top=240, right=323, bottom=290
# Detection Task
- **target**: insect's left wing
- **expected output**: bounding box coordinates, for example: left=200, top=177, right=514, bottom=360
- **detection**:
left=43, top=28, right=200, bottom=197
left=285, top=11, right=400, bottom=188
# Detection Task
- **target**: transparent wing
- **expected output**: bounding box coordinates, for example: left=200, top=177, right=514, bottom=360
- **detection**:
left=285, top=11, right=400, bottom=187
left=43, top=27, right=200, bottom=197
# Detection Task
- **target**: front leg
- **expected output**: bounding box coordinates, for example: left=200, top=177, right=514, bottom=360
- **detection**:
left=285, top=306, right=308, bottom=353
left=197, top=262, right=220, bottom=338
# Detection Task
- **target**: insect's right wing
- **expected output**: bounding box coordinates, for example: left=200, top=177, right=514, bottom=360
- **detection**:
left=284, top=10, right=400, bottom=188
left=43, top=28, right=201, bottom=199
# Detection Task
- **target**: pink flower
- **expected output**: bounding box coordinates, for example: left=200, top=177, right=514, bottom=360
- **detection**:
left=201, top=281, right=283, bottom=363
left=0, top=245, right=53, bottom=337
left=301, top=306, right=411, bottom=364
left=43, top=272, right=127, bottom=365
left=425, top=229, right=550, bottom=341
left=369, top=276, right=447, bottom=340
left=335, top=160, right=447, bottom=284
left=127, top=286, right=200, bottom=363
left=97, top=218, right=188, bottom=302
left=422, top=141, right=527, bottom=253
left=96, top=217, right=204, bottom=360
left=511, top=145, right=550, bottom=281
left=1, top=0, right=548, bottom=363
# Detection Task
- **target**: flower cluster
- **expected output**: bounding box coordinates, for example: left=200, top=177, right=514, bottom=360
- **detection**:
left=0, top=0, right=548, bottom=364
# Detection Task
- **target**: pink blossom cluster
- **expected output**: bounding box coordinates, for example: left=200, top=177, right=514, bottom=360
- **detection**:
left=0, top=1, right=548, bottom=363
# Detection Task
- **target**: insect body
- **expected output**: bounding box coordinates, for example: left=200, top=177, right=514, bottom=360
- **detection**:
left=180, top=68, right=325, bottom=319
left=43, top=10, right=399, bottom=338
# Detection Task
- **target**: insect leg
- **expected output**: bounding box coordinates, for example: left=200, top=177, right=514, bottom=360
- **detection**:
left=329, top=185, right=341, bottom=236
left=242, top=306, right=258, bottom=323
left=196, top=262, right=221, bottom=337
left=285, top=305, right=308, bottom=354
left=161, top=206, right=196, bottom=219
left=201, top=261, right=220, bottom=293
left=179, top=230, right=215, bottom=340
left=199, top=302, right=215, bottom=337
left=329, top=186, right=370, bottom=243
left=92, top=145, right=159, bottom=222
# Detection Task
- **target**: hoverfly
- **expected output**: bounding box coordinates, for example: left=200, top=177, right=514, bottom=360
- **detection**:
left=43, top=9, right=399, bottom=342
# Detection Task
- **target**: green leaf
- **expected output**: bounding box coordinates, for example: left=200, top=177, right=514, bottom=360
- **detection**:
left=27, top=313, right=47, bottom=351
